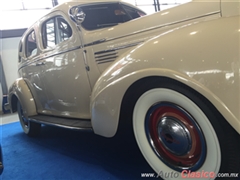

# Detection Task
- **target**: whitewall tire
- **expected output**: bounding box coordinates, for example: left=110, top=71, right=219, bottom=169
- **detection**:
left=17, top=101, right=41, bottom=137
left=132, top=83, right=231, bottom=180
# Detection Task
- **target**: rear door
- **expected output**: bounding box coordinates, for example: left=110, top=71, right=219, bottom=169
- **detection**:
left=19, top=28, right=48, bottom=113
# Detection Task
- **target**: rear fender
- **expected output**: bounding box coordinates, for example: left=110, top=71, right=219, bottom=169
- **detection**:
left=8, top=78, right=37, bottom=117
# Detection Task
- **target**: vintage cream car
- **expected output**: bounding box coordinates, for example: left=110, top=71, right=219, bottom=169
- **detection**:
left=5, top=0, right=240, bottom=179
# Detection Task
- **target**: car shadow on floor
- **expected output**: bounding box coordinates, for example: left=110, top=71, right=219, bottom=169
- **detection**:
left=25, top=124, right=157, bottom=179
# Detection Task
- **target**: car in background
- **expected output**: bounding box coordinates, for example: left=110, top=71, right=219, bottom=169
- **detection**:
left=5, top=0, right=240, bottom=179
left=0, top=145, right=3, bottom=175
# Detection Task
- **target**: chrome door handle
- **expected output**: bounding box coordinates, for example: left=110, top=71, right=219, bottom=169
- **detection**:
left=36, top=62, right=45, bottom=66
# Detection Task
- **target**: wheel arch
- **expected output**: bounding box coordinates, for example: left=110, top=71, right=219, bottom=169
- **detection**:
left=91, top=70, right=240, bottom=137
left=10, top=94, right=18, bottom=113
left=8, top=78, right=37, bottom=117
left=119, top=76, right=240, bottom=135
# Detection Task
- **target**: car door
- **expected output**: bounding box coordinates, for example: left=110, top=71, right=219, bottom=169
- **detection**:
left=38, top=12, right=91, bottom=119
left=19, top=29, right=49, bottom=113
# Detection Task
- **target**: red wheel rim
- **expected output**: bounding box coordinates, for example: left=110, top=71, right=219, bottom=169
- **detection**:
left=145, top=102, right=206, bottom=171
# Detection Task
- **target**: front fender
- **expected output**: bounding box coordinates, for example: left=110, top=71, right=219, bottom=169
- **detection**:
left=91, top=68, right=233, bottom=137
left=91, top=15, right=240, bottom=137
left=8, top=78, right=37, bottom=117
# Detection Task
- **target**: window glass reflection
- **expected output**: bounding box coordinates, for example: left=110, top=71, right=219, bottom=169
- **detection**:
left=26, top=30, right=37, bottom=57
left=42, top=16, right=72, bottom=48
left=56, top=17, right=72, bottom=43
left=44, top=18, right=56, bottom=47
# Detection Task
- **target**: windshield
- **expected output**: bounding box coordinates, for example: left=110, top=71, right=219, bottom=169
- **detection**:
left=81, top=3, right=146, bottom=30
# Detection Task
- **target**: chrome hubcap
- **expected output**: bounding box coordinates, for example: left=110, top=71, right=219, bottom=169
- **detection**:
left=158, top=117, right=192, bottom=156
left=20, top=105, right=29, bottom=128
left=145, top=102, right=206, bottom=171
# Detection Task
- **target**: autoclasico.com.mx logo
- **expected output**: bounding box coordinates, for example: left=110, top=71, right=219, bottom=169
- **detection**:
left=140, top=170, right=239, bottom=179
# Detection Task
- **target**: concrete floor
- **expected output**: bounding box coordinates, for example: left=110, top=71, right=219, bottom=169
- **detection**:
left=1, top=113, right=18, bottom=125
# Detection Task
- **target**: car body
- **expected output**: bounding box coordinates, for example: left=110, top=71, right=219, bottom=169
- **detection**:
left=5, top=0, right=240, bottom=179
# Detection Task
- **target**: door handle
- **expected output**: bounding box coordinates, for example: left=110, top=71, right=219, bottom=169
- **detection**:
left=36, top=62, right=45, bottom=66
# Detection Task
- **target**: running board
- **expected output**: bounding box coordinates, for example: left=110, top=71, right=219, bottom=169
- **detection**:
left=29, top=115, right=92, bottom=131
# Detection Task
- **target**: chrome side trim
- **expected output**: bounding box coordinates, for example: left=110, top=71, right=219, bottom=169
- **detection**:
left=85, top=39, right=106, bottom=47
left=30, top=118, right=92, bottom=131
left=106, top=11, right=220, bottom=42
left=95, top=49, right=115, bottom=55
left=29, top=115, right=92, bottom=131
left=18, top=46, right=82, bottom=70
left=94, top=41, right=143, bottom=55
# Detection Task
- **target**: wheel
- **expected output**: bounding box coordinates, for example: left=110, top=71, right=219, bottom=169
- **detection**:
left=132, top=78, right=240, bottom=180
left=17, top=101, right=41, bottom=137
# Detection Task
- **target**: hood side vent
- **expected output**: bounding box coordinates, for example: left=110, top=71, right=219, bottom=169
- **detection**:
left=94, top=50, right=118, bottom=64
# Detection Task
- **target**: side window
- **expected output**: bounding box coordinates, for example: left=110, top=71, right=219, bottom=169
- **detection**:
left=26, top=30, right=37, bottom=58
left=81, top=3, right=131, bottom=30
left=43, top=18, right=56, bottom=48
left=122, top=5, right=146, bottom=19
left=42, top=16, right=72, bottom=49
left=18, top=42, right=23, bottom=62
left=80, top=3, right=146, bottom=30
left=56, top=17, right=72, bottom=43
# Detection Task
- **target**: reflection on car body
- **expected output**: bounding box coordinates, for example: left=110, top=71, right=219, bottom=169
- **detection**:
left=5, top=0, right=240, bottom=179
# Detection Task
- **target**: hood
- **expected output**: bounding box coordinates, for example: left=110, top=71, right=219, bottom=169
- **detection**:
left=85, top=0, right=220, bottom=44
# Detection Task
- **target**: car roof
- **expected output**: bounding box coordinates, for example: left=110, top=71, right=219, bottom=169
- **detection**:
left=53, top=0, right=134, bottom=11
left=22, top=0, right=144, bottom=38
